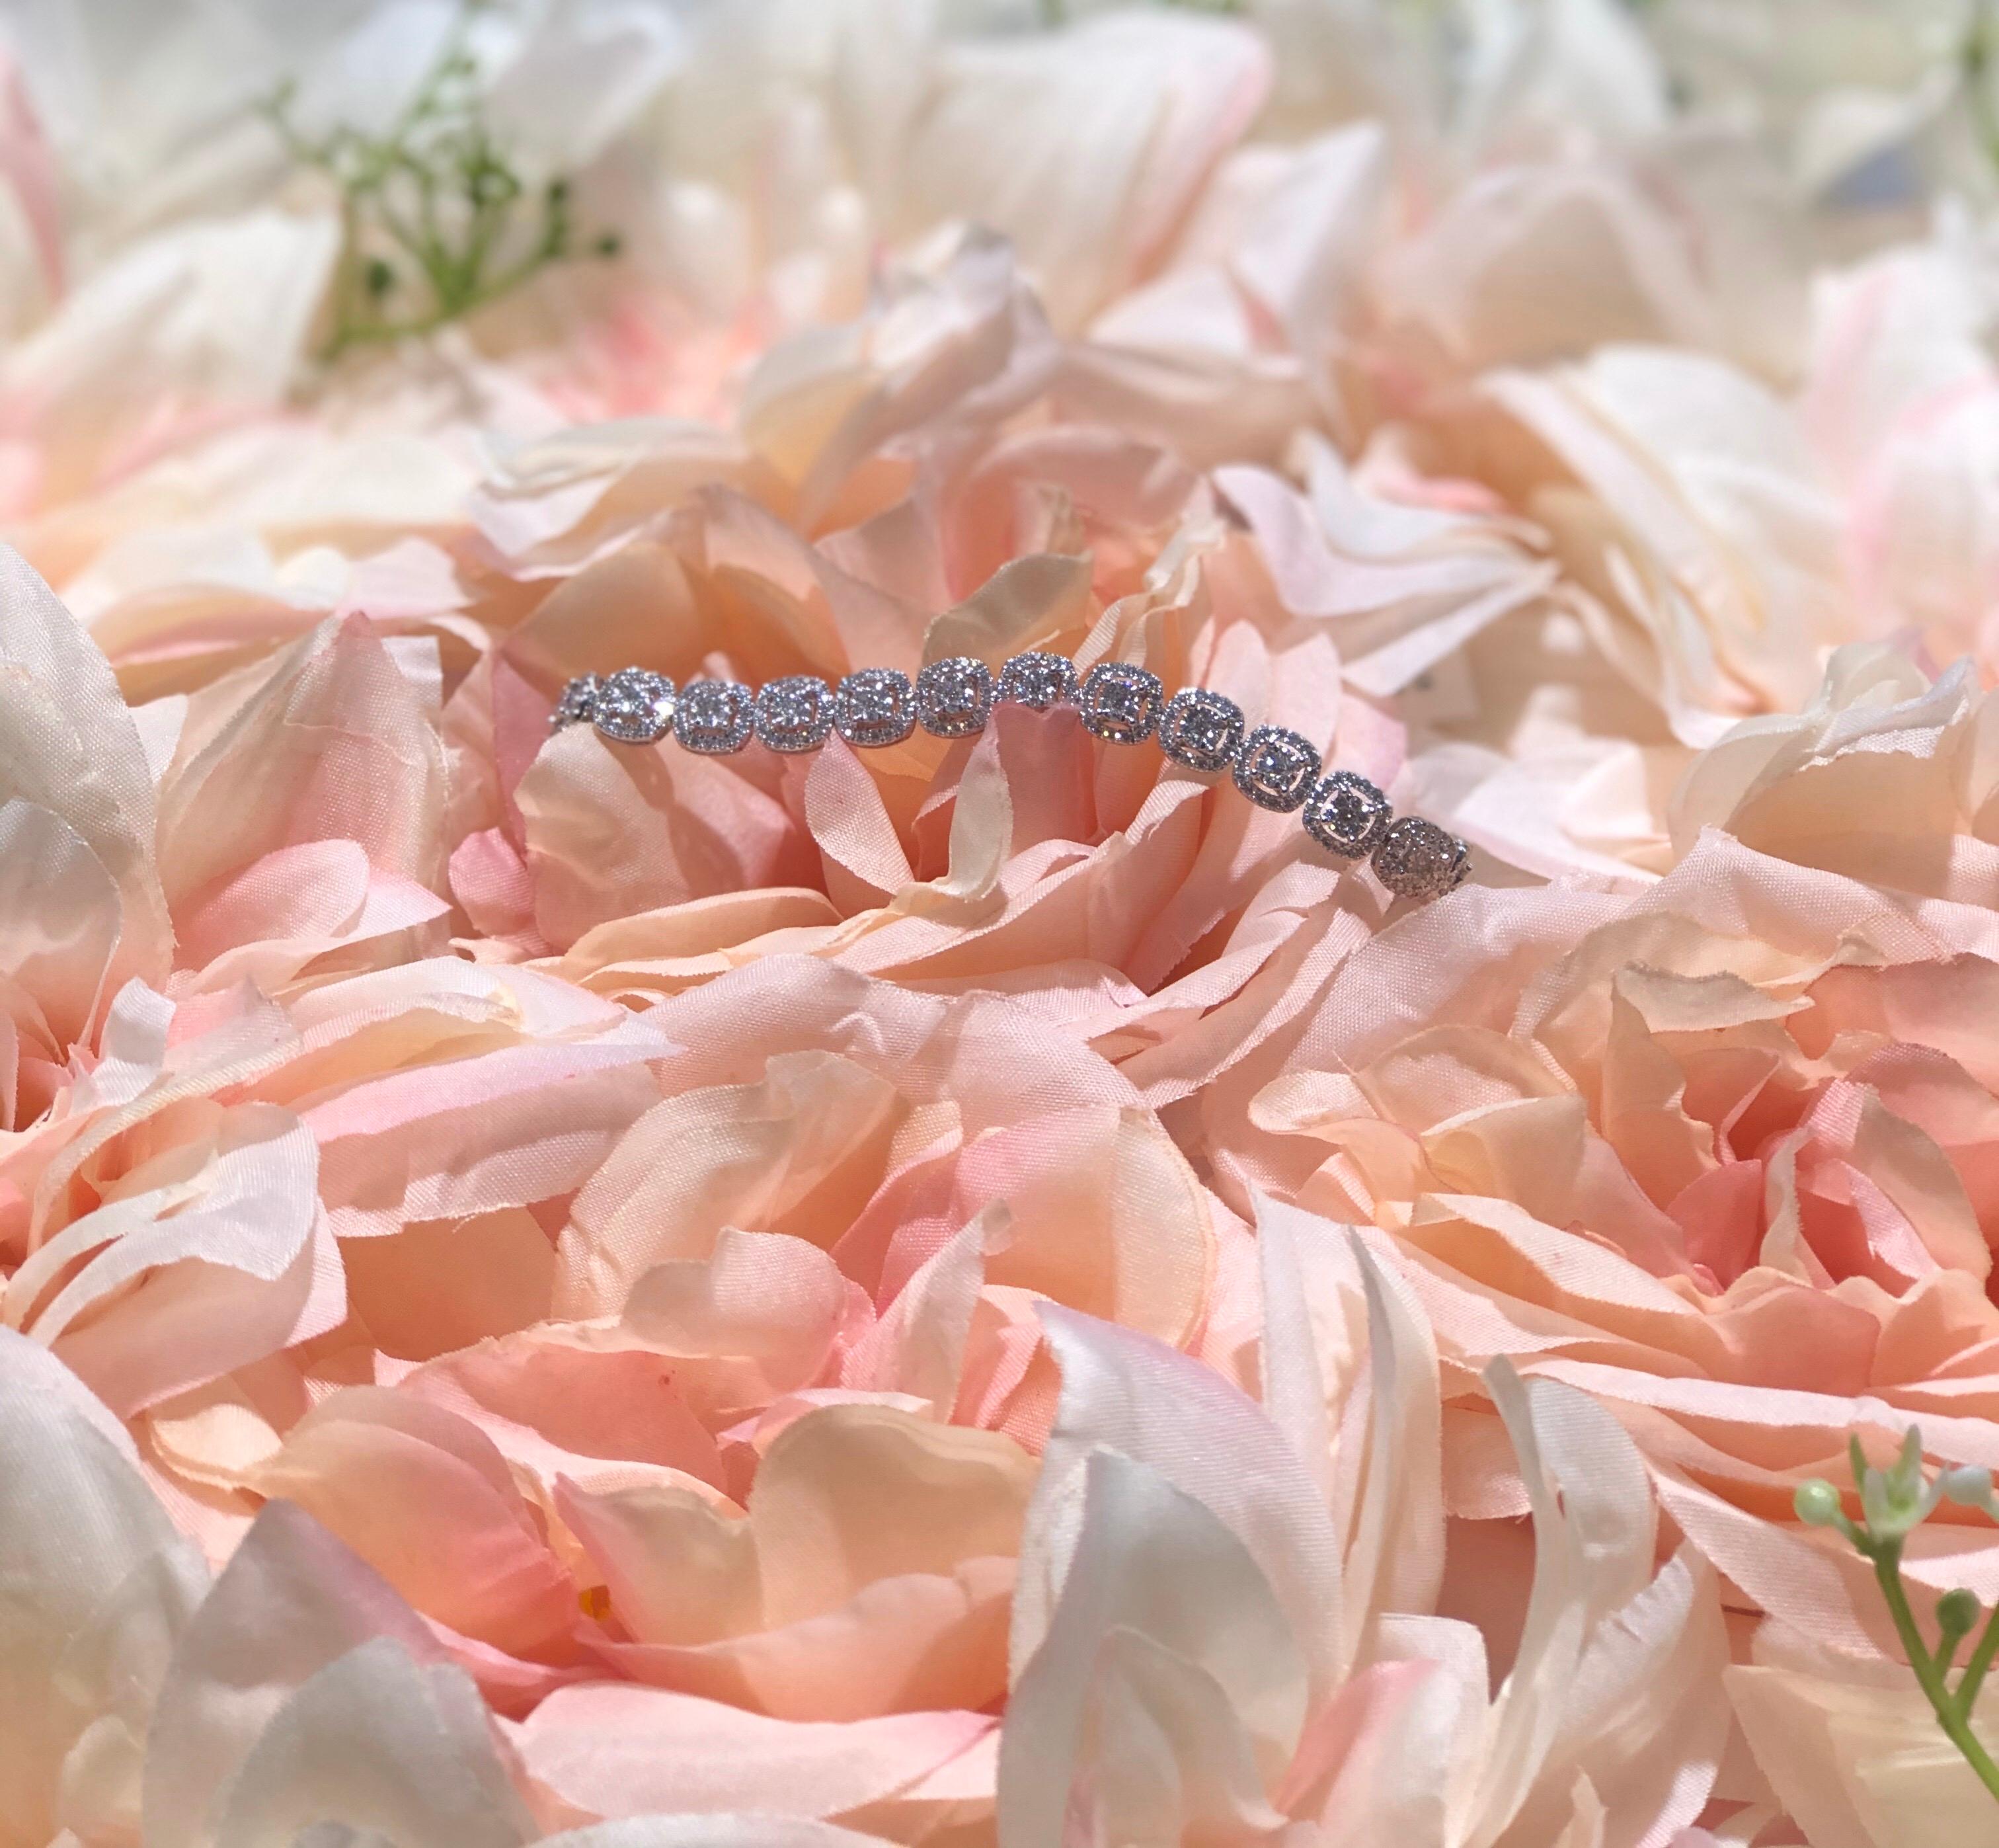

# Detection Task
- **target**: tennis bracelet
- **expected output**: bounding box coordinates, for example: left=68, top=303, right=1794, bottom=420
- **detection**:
left=551, top=653, right=1471, bottom=902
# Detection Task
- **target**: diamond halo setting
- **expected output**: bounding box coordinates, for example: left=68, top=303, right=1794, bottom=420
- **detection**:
left=1077, top=662, right=1164, bottom=744
left=835, top=667, right=917, bottom=748
left=754, top=674, right=836, bottom=752
left=1158, top=688, right=1245, bottom=772
left=672, top=678, right=756, bottom=754
left=591, top=667, right=675, bottom=745
left=998, top=651, right=1078, bottom=711
left=1233, top=725, right=1320, bottom=812
left=1302, top=770, right=1391, bottom=860
left=915, top=657, right=996, bottom=739
left=1372, top=817, right=1471, bottom=900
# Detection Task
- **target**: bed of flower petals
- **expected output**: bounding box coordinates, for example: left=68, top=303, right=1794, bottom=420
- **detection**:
left=9, top=3, right=1999, bottom=1845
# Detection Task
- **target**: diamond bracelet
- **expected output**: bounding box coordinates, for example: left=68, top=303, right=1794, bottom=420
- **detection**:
left=550, top=653, right=1471, bottom=902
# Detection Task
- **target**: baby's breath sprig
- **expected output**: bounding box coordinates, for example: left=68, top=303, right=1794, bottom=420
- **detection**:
left=262, top=5, right=621, bottom=362
left=1796, top=1427, right=1999, bottom=1802
left=1965, top=0, right=1999, bottom=179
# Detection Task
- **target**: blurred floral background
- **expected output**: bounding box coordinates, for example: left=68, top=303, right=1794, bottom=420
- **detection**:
left=6, top=1, right=1999, bottom=1843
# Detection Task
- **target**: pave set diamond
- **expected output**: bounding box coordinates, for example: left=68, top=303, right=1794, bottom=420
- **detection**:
left=754, top=675, right=836, bottom=753
left=834, top=667, right=917, bottom=747
left=551, top=655, right=1471, bottom=901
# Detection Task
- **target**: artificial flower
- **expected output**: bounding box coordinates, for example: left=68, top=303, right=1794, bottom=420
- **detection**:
left=7, top=0, right=1999, bottom=1838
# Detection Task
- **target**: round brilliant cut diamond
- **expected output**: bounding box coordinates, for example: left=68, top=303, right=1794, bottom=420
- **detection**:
left=591, top=668, right=675, bottom=745
left=672, top=678, right=756, bottom=754
left=1233, top=725, right=1319, bottom=812
left=1076, top=662, right=1163, bottom=744
left=915, top=657, right=996, bottom=739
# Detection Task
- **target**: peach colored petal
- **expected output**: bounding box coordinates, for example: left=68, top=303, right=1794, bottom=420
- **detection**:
left=541, top=889, right=843, bottom=1004
left=615, top=1226, right=857, bottom=1429
left=560, top=1403, right=1029, bottom=1720
left=176, top=838, right=451, bottom=994
left=840, top=1202, right=1005, bottom=1416
left=248, top=1388, right=580, bottom=1661
left=400, top=1328, right=726, bottom=1496
left=290, top=965, right=674, bottom=1241
left=155, top=612, right=448, bottom=918
left=556, top=957, right=1215, bottom=1346
left=342, top=1208, right=557, bottom=1362
left=509, top=1684, right=996, bottom=1829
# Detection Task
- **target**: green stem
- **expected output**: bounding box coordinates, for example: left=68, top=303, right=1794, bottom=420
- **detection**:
left=320, top=297, right=479, bottom=356
left=1875, top=1545, right=1999, bottom=1802
left=1965, top=0, right=1999, bottom=175
left=377, top=196, right=451, bottom=296
left=317, top=246, right=563, bottom=357
left=1959, top=1602, right=1999, bottom=1712
left=329, top=190, right=363, bottom=355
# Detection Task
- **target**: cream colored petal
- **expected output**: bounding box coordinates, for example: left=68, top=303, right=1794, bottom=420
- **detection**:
left=1021, top=1305, right=1343, bottom=1702
left=998, top=1449, right=1298, bottom=1847
left=212, top=1639, right=535, bottom=1848
left=143, top=1500, right=448, bottom=1848
left=0, top=1331, right=206, bottom=1848
left=0, top=545, right=169, bottom=998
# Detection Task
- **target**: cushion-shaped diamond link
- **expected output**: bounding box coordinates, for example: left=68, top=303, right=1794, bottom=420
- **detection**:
left=1372, top=817, right=1471, bottom=901
left=997, top=651, right=1077, bottom=711
left=1158, top=688, right=1245, bottom=772
left=591, top=667, right=676, bottom=745
left=1233, top=725, right=1320, bottom=811
left=551, top=674, right=602, bottom=733
left=1302, top=770, right=1391, bottom=860
left=834, top=667, right=917, bottom=748
left=672, top=678, right=755, bottom=754
left=1076, top=662, right=1163, bottom=744
left=754, top=675, right=836, bottom=752
left=915, top=656, right=996, bottom=739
